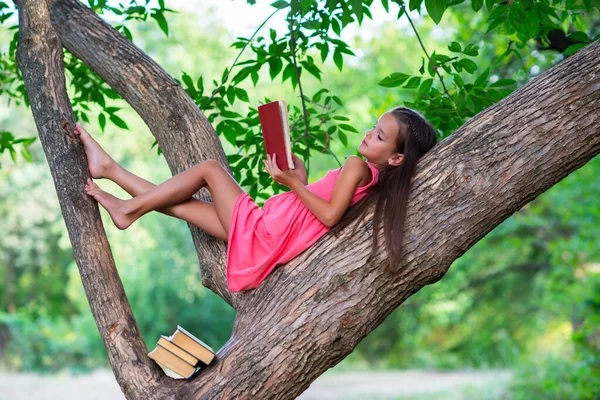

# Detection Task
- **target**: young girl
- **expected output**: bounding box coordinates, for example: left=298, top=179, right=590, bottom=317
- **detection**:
left=75, top=106, right=437, bottom=292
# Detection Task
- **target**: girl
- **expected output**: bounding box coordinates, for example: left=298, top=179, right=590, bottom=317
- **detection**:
left=76, top=106, right=437, bottom=292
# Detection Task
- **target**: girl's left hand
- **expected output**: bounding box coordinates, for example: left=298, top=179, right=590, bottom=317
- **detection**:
left=263, top=153, right=298, bottom=188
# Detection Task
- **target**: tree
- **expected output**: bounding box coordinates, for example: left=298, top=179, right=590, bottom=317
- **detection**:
left=11, top=0, right=600, bottom=398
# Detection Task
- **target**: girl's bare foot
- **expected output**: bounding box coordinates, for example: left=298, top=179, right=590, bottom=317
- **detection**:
left=74, top=124, right=116, bottom=179
left=85, top=178, right=137, bottom=230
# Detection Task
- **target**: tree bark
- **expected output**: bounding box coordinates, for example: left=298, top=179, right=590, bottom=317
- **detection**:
left=13, top=1, right=175, bottom=397
left=17, top=0, right=600, bottom=398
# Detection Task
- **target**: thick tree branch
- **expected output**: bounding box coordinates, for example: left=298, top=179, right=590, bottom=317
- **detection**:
left=13, top=0, right=174, bottom=397
left=144, top=39, right=600, bottom=399
left=47, top=0, right=235, bottom=307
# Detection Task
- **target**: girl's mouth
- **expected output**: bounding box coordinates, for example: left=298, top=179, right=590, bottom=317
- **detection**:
left=362, top=139, right=368, bottom=146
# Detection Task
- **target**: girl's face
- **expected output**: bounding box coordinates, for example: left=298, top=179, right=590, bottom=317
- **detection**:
left=358, top=112, right=404, bottom=168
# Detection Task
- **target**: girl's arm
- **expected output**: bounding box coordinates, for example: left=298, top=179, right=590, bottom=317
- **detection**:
left=287, top=155, right=367, bottom=227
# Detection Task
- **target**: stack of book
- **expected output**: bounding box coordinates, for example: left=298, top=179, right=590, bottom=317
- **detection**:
left=148, top=325, right=215, bottom=379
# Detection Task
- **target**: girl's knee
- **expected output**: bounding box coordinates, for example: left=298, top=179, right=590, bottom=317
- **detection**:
left=202, top=159, right=223, bottom=172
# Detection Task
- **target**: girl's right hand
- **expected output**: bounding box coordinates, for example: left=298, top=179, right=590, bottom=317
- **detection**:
left=291, top=154, right=308, bottom=185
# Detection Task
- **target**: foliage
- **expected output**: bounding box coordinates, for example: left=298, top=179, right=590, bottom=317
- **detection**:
left=509, top=275, right=600, bottom=399
left=2, top=0, right=598, bottom=202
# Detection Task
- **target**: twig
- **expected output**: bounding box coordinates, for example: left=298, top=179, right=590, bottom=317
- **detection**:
left=207, top=7, right=281, bottom=104
left=399, top=3, right=463, bottom=119
left=291, top=131, right=343, bottom=167
left=288, top=13, right=311, bottom=177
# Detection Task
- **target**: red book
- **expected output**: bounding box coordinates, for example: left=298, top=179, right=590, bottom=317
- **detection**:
left=258, top=100, right=295, bottom=171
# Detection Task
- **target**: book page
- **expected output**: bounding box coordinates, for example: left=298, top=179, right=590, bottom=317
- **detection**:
left=279, top=101, right=294, bottom=170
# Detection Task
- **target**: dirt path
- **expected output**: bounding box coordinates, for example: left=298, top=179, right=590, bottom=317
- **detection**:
left=0, top=368, right=512, bottom=399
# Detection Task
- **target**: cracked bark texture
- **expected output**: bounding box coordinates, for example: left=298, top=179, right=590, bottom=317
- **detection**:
left=16, top=0, right=600, bottom=398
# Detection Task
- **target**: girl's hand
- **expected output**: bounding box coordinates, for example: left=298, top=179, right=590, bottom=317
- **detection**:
left=263, top=153, right=299, bottom=189
left=291, top=154, right=308, bottom=185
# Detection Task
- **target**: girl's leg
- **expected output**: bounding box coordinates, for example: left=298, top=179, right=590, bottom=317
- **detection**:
left=87, top=160, right=243, bottom=232
left=75, top=125, right=237, bottom=240
left=108, top=163, right=230, bottom=241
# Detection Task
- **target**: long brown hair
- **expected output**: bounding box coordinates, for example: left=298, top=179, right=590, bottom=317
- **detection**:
left=328, top=106, right=438, bottom=271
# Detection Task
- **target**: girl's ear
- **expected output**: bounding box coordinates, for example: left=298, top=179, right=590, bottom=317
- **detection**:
left=389, top=153, right=404, bottom=166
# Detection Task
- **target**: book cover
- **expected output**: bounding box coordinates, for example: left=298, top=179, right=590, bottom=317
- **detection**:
left=258, top=100, right=294, bottom=171
left=175, top=325, right=215, bottom=353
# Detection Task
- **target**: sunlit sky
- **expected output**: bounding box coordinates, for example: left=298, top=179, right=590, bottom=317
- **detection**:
left=2, top=1, right=428, bottom=58
left=169, top=0, right=416, bottom=40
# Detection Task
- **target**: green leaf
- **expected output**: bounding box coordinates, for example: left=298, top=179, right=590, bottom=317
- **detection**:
left=409, top=0, right=424, bottom=11
left=566, top=31, right=590, bottom=43
left=268, top=57, right=283, bottom=80
left=339, top=124, right=358, bottom=133
left=462, top=43, right=480, bottom=57
left=460, top=58, right=478, bottom=74
left=333, top=48, right=343, bottom=71
left=236, top=87, right=249, bottom=102
left=301, top=59, right=321, bottom=81
left=471, top=0, right=484, bottom=11
left=282, top=62, right=295, bottom=83
left=232, top=66, right=252, bottom=84
left=474, top=66, right=491, bottom=87
left=563, top=43, right=587, bottom=56
left=9, top=147, right=17, bottom=163
left=98, top=113, right=106, bottom=132
left=227, top=154, right=244, bottom=164
left=122, top=26, right=133, bottom=41
left=351, top=0, right=363, bottom=24
left=251, top=69, right=260, bottom=86
left=338, top=130, right=348, bottom=146
left=109, top=114, right=129, bottom=129
left=182, top=73, right=195, bottom=90
left=151, top=11, right=169, bottom=36
left=425, top=0, right=446, bottom=24
left=320, top=41, right=329, bottom=62
left=270, top=0, right=289, bottom=9
left=419, top=78, right=434, bottom=93
left=20, top=146, right=32, bottom=162
left=378, top=72, right=410, bottom=87
left=448, top=41, right=462, bottom=53
left=227, top=85, right=236, bottom=105
left=333, top=115, right=350, bottom=121
left=404, top=76, right=421, bottom=89
left=490, top=79, right=517, bottom=87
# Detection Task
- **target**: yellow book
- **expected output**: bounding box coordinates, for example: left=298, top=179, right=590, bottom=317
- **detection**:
left=158, top=336, right=199, bottom=367
left=167, top=325, right=215, bottom=366
left=148, top=344, right=198, bottom=379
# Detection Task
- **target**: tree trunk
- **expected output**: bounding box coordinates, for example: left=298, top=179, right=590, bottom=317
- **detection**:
left=47, top=0, right=234, bottom=307
left=16, top=0, right=600, bottom=398
left=13, top=1, right=174, bottom=397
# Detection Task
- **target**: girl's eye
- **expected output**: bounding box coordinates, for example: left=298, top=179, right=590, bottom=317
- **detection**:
left=377, top=135, right=382, bottom=140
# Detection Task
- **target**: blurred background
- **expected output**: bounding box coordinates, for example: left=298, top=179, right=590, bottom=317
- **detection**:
left=0, top=0, right=599, bottom=399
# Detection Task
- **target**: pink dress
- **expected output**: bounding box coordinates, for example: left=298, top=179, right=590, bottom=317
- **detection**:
left=226, top=161, right=380, bottom=292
